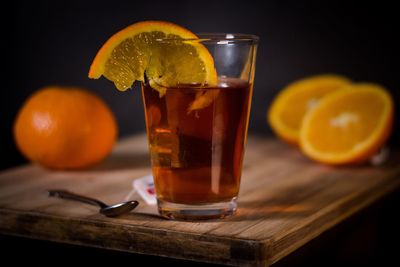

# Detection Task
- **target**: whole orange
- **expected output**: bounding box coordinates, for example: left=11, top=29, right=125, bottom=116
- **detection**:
left=14, top=86, right=118, bottom=169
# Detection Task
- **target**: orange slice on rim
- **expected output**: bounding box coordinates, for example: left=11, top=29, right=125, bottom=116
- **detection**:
left=89, top=20, right=217, bottom=96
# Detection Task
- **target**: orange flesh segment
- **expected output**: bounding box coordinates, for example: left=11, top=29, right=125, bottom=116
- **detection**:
left=300, top=84, right=393, bottom=164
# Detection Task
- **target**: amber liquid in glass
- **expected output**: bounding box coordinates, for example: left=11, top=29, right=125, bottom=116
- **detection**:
left=142, top=78, right=252, bottom=205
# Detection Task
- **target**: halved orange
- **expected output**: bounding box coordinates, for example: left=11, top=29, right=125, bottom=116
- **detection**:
left=300, top=84, right=393, bottom=165
left=89, top=20, right=217, bottom=96
left=268, top=74, right=351, bottom=145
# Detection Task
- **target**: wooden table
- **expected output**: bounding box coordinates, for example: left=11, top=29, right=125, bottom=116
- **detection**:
left=0, top=134, right=399, bottom=266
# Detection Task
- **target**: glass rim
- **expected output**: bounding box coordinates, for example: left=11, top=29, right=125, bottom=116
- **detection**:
left=155, top=33, right=259, bottom=44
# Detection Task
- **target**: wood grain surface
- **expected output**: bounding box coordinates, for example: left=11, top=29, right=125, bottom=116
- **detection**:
left=0, top=134, right=399, bottom=266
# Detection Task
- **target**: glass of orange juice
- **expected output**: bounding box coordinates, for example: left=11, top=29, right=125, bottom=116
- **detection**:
left=142, top=34, right=258, bottom=219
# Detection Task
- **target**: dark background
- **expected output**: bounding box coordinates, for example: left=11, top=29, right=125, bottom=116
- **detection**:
left=2, top=0, right=399, bottom=170
left=1, top=0, right=399, bottom=266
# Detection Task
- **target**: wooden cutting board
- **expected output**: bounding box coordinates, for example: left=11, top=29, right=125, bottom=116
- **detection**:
left=0, top=134, right=399, bottom=266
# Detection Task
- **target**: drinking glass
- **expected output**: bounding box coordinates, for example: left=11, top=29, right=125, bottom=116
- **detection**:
left=141, top=34, right=258, bottom=219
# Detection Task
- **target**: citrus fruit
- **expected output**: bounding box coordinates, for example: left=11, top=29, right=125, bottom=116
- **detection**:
left=268, top=74, right=351, bottom=145
left=300, top=84, right=393, bottom=165
left=88, top=20, right=217, bottom=96
left=14, top=86, right=117, bottom=169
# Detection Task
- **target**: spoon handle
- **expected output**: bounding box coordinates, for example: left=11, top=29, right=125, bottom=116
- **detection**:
left=48, top=190, right=107, bottom=208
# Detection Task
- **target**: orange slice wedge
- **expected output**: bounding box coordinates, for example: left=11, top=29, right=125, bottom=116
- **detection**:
left=300, top=84, right=394, bottom=165
left=89, top=21, right=217, bottom=95
left=268, top=74, right=351, bottom=145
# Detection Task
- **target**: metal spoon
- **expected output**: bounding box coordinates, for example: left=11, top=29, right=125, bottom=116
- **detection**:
left=48, top=189, right=139, bottom=217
